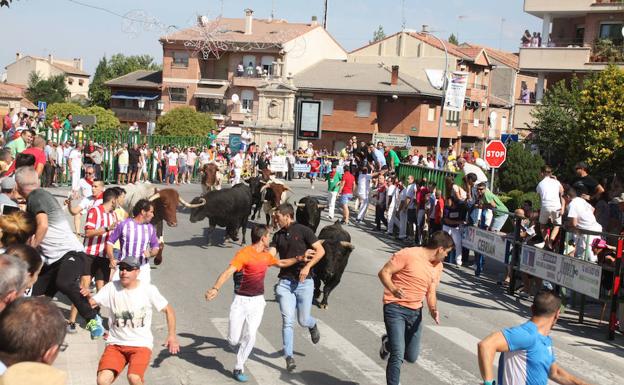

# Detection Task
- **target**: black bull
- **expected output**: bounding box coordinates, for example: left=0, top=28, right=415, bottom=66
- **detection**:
left=189, top=184, right=252, bottom=245
left=296, top=196, right=327, bottom=233
left=313, top=221, right=355, bottom=309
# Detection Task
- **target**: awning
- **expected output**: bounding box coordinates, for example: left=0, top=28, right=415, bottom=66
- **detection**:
left=194, top=84, right=228, bottom=99
left=111, top=91, right=160, bottom=100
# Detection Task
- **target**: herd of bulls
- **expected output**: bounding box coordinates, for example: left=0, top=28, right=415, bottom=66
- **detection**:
left=120, top=174, right=355, bottom=309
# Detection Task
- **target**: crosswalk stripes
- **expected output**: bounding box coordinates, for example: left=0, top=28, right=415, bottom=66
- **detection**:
left=210, top=318, right=307, bottom=385
left=357, top=320, right=482, bottom=385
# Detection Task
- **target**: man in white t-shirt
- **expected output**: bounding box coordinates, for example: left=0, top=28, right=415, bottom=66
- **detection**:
left=565, top=185, right=602, bottom=262
left=166, top=148, right=179, bottom=185
left=199, top=147, right=210, bottom=166
left=356, top=167, right=373, bottom=222
left=68, top=144, right=83, bottom=191
left=241, top=129, right=253, bottom=152
left=536, top=166, right=565, bottom=249
left=230, top=149, right=245, bottom=185
left=83, top=256, right=179, bottom=385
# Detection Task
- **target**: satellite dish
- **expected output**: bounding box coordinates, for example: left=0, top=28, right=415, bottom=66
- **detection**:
left=489, top=111, right=498, bottom=122
left=231, top=94, right=240, bottom=104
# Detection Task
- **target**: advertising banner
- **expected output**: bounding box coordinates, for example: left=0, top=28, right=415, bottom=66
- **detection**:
left=294, top=164, right=311, bottom=173
left=269, top=156, right=288, bottom=173
left=461, top=226, right=509, bottom=263
left=519, top=245, right=602, bottom=299
left=444, top=71, right=469, bottom=112
left=372, top=133, right=411, bottom=148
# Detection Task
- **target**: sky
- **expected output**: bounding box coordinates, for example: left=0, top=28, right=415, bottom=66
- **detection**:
left=0, top=0, right=542, bottom=76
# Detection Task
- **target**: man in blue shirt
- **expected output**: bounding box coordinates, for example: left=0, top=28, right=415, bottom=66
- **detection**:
left=477, top=290, right=592, bottom=385
left=371, top=142, right=387, bottom=170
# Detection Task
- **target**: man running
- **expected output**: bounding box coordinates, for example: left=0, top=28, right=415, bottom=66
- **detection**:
left=478, top=290, right=593, bottom=385
left=307, top=155, right=321, bottom=189
left=272, top=203, right=325, bottom=372
left=106, top=199, right=160, bottom=283
left=205, top=224, right=310, bottom=382
left=82, top=256, right=180, bottom=385
left=378, top=231, right=454, bottom=385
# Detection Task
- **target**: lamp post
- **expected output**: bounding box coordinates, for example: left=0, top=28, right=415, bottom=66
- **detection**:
left=421, top=25, right=448, bottom=170
left=138, top=97, right=146, bottom=109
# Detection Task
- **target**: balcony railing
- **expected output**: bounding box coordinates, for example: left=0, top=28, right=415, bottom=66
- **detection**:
left=111, top=107, right=157, bottom=122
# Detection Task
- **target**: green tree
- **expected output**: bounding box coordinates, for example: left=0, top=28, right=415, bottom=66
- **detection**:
left=529, top=65, right=624, bottom=179
left=370, top=25, right=386, bottom=44
left=448, top=33, right=459, bottom=45
left=44, top=102, right=120, bottom=129
left=26, top=72, right=70, bottom=105
left=497, top=142, right=544, bottom=193
left=89, top=54, right=161, bottom=108
left=156, top=107, right=216, bottom=136
left=45, top=102, right=86, bottom=125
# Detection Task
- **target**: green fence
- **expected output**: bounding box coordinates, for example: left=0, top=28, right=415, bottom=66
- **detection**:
left=396, top=163, right=463, bottom=197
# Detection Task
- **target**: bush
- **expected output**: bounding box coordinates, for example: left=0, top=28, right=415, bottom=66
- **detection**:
left=520, top=192, right=541, bottom=211
left=45, top=102, right=85, bottom=125
left=498, top=142, right=544, bottom=192
left=156, top=106, right=216, bottom=136
left=44, top=102, right=119, bottom=129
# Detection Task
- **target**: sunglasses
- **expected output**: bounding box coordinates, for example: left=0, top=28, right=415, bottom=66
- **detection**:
left=119, top=265, right=139, bottom=272
left=85, top=172, right=94, bottom=175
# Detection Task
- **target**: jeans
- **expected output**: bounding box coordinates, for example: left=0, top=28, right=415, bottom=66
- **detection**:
left=275, top=278, right=316, bottom=357
left=384, top=303, right=423, bottom=385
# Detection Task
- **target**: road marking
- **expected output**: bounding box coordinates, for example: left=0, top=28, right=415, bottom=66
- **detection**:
left=313, top=319, right=386, bottom=384
left=357, top=320, right=481, bottom=385
left=428, top=326, right=619, bottom=385
left=211, top=318, right=306, bottom=385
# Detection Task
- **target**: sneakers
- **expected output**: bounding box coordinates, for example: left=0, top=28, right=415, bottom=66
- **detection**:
left=285, top=356, right=296, bottom=372
left=309, top=324, right=320, bottom=344
left=86, top=314, right=105, bottom=340
left=379, top=334, right=390, bottom=360
left=232, top=369, right=248, bottom=382
left=66, top=322, right=78, bottom=334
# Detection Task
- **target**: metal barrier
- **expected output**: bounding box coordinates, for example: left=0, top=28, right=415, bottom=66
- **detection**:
left=396, top=163, right=462, bottom=197
left=458, top=211, right=624, bottom=340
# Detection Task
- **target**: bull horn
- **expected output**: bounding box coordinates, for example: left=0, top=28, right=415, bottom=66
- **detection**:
left=260, top=184, right=269, bottom=192
left=269, top=207, right=277, bottom=212
left=179, top=196, right=205, bottom=208
left=339, top=241, right=355, bottom=250
left=318, top=239, right=325, bottom=244
left=317, top=204, right=327, bottom=209
left=296, top=203, right=305, bottom=208
left=283, top=185, right=293, bottom=192
left=148, top=193, right=160, bottom=201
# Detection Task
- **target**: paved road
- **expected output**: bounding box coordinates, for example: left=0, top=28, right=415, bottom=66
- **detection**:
left=52, top=179, right=624, bottom=385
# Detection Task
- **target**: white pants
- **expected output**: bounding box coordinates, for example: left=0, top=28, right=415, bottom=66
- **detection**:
left=233, top=168, right=242, bottom=185
left=327, top=191, right=338, bottom=219
left=574, top=233, right=599, bottom=262
left=387, top=202, right=397, bottom=234
left=71, top=168, right=81, bottom=191
left=228, top=294, right=266, bottom=371
left=443, top=225, right=463, bottom=265
left=111, top=263, right=151, bottom=283
left=356, top=194, right=369, bottom=221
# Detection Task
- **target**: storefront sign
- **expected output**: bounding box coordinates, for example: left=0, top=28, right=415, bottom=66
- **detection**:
left=461, top=226, right=508, bottom=263
left=519, top=245, right=602, bottom=299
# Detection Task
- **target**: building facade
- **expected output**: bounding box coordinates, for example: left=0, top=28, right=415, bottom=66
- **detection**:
left=5, top=53, right=90, bottom=100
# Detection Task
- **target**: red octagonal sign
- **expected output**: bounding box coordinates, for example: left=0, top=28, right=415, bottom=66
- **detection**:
left=485, top=140, right=507, bottom=168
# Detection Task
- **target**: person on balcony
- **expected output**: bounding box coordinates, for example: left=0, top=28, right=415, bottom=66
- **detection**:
left=236, top=61, right=244, bottom=77
left=246, top=62, right=254, bottom=77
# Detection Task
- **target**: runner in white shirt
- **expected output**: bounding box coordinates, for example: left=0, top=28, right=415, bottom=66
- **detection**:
left=356, top=168, right=373, bottom=222
left=68, top=144, right=83, bottom=191
left=230, top=149, right=245, bottom=185
left=536, top=166, right=565, bottom=249
left=166, top=148, right=179, bottom=185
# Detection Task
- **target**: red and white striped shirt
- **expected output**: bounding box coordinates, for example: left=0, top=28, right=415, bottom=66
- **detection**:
left=84, top=205, right=117, bottom=257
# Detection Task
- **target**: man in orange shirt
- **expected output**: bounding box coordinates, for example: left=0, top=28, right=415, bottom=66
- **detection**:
left=377, top=231, right=454, bottom=385
left=205, top=224, right=310, bottom=382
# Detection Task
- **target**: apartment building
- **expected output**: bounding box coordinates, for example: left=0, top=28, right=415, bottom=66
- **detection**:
left=105, top=70, right=163, bottom=131
left=159, top=9, right=347, bottom=146
left=5, top=53, right=90, bottom=100
left=516, top=0, right=624, bottom=128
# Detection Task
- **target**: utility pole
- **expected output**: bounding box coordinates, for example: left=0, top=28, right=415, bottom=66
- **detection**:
left=323, top=0, right=328, bottom=29
left=499, top=18, right=506, bottom=50
left=401, top=0, right=406, bottom=30
left=270, top=0, right=275, bottom=21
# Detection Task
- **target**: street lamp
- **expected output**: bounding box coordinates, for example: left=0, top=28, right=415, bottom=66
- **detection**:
left=421, top=25, right=448, bottom=170
left=157, top=100, right=164, bottom=111
left=138, top=97, right=146, bottom=109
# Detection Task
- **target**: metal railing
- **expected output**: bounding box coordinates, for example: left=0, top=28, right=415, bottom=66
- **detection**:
left=396, top=163, right=463, bottom=197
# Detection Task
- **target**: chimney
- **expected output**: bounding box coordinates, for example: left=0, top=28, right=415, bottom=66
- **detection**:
left=244, top=8, right=253, bottom=35
left=15, top=52, right=21, bottom=61
left=311, top=15, right=318, bottom=26
left=48, top=54, right=53, bottom=64
left=391, top=65, right=399, bottom=86
left=73, top=58, right=83, bottom=71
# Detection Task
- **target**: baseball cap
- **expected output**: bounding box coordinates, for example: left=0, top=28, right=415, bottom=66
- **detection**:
left=591, top=238, right=608, bottom=249
left=1, top=176, right=16, bottom=190
left=119, top=256, right=141, bottom=269
left=574, top=161, right=589, bottom=171
left=610, top=192, right=624, bottom=204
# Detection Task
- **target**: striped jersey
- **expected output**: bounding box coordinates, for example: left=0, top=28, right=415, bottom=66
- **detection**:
left=107, top=218, right=159, bottom=265
left=84, top=205, right=117, bottom=257
left=498, top=321, right=555, bottom=385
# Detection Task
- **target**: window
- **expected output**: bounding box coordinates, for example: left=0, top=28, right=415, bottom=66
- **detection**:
left=169, top=87, right=187, bottom=103
left=446, top=110, right=460, bottom=127
left=574, top=25, right=585, bottom=46
left=599, top=22, right=624, bottom=45
left=123, top=99, right=134, bottom=108
left=427, top=105, right=436, bottom=121
left=356, top=100, right=371, bottom=117
left=241, top=90, right=254, bottom=112
left=78, top=79, right=84, bottom=86
left=322, top=99, right=334, bottom=115
left=261, top=56, right=275, bottom=75
left=67, top=77, right=73, bottom=85
left=172, top=51, right=189, bottom=67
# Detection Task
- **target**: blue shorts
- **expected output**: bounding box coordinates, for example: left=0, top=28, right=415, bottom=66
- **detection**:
left=309, top=172, right=318, bottom=178
left=339, top=194, right=353, bottom=205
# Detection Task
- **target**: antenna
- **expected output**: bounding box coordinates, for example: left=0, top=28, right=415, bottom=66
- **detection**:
left=499, top=17, right=506, bottom=50
left=457, top=15, right=468, bottom=43
left=323, top=0, right=328, bottom=29
left=219, top=0, right=224, bottom=16
left=271, top=0, right=275, bottom=21
left=401, top=0, right=406, bottom=30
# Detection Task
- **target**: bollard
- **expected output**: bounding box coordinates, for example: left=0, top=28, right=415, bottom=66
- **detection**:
left=608, top=237, right=623, bottom=340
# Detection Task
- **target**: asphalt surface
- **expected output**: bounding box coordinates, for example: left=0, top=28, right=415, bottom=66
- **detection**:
left=51, top=179, right=624, bottom=385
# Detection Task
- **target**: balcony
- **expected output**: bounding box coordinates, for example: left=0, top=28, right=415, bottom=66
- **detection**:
left=232, top=75, right=266, bottom=88
left=466, top=86, right=487, bottom=103
left=112, top=107, right=157, bottom=123
left=519, top=47, right=592, bottom=71
left=513, top=103, right=537, bottom=131
left=524, top=0, right=624, bottom=17
left=461, top=121, right=485, bottom=137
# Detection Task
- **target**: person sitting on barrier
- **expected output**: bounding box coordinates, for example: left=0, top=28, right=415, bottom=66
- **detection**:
left=564, top=185, right=602, bottom=262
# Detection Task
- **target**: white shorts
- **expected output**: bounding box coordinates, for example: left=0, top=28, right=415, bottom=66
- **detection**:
left=539, top=207, right=562, bottom=225
left=118, top=164, right=128, bottom=174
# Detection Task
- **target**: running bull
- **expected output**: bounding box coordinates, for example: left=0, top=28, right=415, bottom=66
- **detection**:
left=296, top=196, right=327, bottom=233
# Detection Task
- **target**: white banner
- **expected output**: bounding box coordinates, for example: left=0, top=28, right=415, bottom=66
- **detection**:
left=519, top=245, right=602, bottom=299
left=294, top=164, right=311, bottom=173
left=461, top=226, right=508, bottom=263
left=372, top=133, right=410, bottom=148
left=269, top=156, right=288, bottom=172
left=444, top=71, right=469, bottom=112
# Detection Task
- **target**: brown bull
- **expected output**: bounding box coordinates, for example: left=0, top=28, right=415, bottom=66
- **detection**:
left=200, top=163, right=221, bottom=193
left=260, top=181, right=292, bottom=225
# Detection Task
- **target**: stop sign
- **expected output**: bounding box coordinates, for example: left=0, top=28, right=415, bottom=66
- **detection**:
left=485, top=140, right=507, bottom=168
